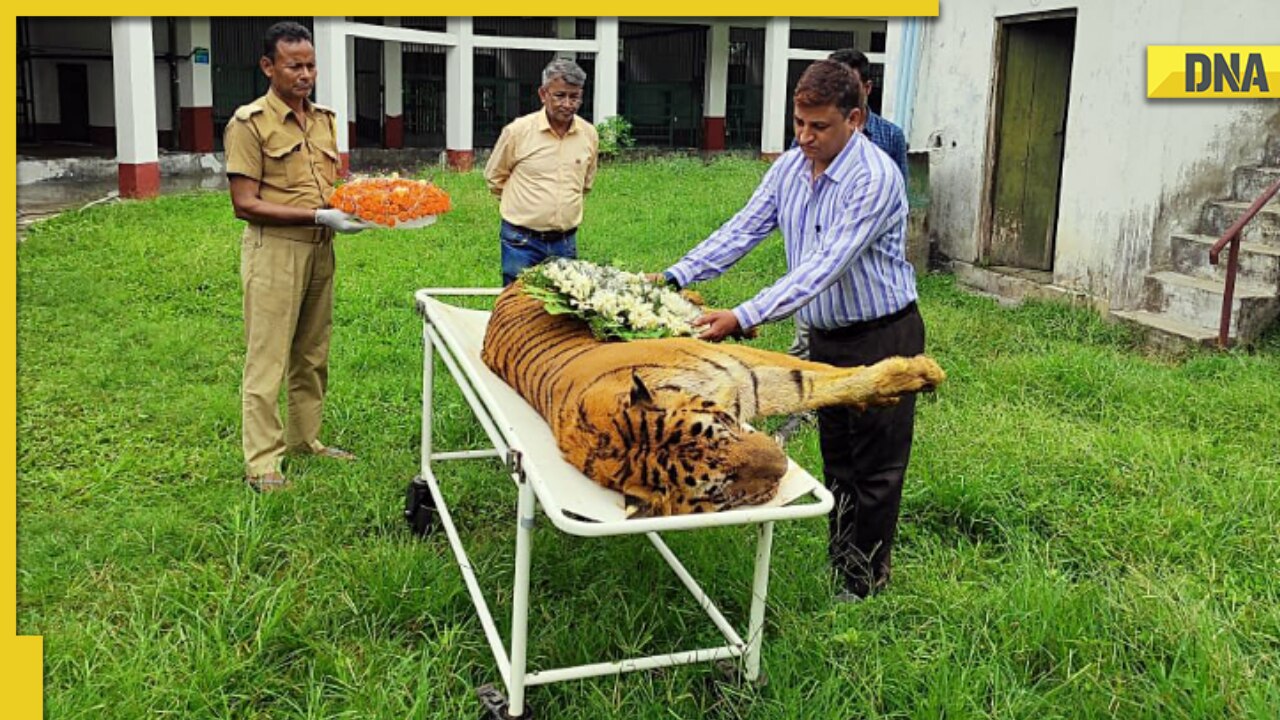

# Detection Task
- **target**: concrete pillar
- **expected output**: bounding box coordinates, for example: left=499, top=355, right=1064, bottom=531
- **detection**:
left=313, top=16, right=351, bottom=175
left=556, top=17, right=576, bottom=61
left=346, top=29, right=357, bottom=148
left=111, top=17, right=160, bottom=198
left=383, top=17, right=404, bottom=149
left=760, top=16, right=790, bottom=159
left=701, top=22, right=729, bottom=151
left=593, top=17, right=619, bottom=122
left=176, top=18, right=213, bottom=152
left=445, top=16, right=474, bottom=170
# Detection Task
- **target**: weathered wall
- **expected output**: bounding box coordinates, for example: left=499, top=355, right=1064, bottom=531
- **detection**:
left=912, top=0, right=1279, bottom=309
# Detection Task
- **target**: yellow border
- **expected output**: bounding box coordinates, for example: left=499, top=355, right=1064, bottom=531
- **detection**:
left=6, top=10, right=44, bottom=717
left=4, top=10, right=935, bottom=717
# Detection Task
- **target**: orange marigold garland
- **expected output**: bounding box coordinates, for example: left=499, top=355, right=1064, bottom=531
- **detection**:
left=329, top=175, right=451, bottom=229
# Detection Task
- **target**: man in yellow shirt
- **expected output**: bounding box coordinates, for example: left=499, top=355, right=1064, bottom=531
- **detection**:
left=224, top=21, right=370, bottom=492
left=484, top=58, right=599, bottom=285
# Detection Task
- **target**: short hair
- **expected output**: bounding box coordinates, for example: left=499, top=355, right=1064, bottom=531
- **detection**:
left=263, top=21, right=312, bottom=60
left=794, top=59, right=865, bottom=117
left=542, top=58, right=587, bottom=88
left=828, top=48, right=871, bottom=82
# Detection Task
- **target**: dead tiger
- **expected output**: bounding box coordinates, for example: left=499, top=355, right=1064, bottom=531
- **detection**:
left=481, top=283, right=944, bottom=517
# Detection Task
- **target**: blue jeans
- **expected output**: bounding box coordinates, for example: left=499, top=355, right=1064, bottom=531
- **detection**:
left=500, top=220, right=578, bottom=285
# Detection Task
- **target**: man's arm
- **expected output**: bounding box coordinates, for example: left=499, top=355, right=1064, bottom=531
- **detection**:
left=730, top=165, right=905, bottom=332
left=663, top=158, right=785, bottom=288
left=891, top=127, right=909, bottom=182
left=484, top=124, right=515, bottom=197
left=583, top=126, right=599, bottom=194
left=227, top=176, right=319, bottom=226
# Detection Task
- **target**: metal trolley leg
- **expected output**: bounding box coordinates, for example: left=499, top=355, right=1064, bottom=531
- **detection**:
left=508, top=470, right=537, bottom=717
left=744, top=521, right=774, bottom=683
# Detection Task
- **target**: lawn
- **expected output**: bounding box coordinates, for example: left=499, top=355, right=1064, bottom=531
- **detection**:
left=17, top=156, right=1280, bottom=719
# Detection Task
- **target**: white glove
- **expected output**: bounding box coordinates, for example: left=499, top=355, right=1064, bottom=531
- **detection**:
left=315, top=208, right=373, bottom=234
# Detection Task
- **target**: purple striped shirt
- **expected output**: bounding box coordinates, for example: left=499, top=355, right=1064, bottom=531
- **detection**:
left=665, top=132, right=917, bottom=331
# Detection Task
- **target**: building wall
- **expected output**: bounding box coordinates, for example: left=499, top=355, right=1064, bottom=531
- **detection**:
left=912, top=0, right=1280, bottom=309
left=26, top=17, right=177, bottom=142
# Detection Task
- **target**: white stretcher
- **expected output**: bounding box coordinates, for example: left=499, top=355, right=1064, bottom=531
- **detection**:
left=411, top=289, right=834, bottom=718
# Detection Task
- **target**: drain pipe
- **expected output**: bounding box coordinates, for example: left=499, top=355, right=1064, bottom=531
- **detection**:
left=893, top=17, right=922, bottom=143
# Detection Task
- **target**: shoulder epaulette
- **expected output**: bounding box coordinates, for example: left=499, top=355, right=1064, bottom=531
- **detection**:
left=311, top=103, right=337, bottom=116
left=232, top=104, right=264, bottom=121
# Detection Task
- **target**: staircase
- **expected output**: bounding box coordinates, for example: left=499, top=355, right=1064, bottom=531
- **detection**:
left=1114, top=135, right=1280, bottom=348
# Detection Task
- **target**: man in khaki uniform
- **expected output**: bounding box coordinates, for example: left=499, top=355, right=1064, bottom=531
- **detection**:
left=484, top=58, right=599, bottom=285
left=224, top=21, right=370, bottom=492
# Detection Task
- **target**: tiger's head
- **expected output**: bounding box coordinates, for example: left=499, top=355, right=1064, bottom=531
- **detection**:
left=620, top=373, right=788, bottom=518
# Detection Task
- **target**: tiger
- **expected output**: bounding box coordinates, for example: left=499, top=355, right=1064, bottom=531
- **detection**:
left=481, top=283, right=945, bottom=517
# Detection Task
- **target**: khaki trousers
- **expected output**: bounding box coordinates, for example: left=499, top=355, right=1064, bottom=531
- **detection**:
left=241, top=225, right=335, bottom=477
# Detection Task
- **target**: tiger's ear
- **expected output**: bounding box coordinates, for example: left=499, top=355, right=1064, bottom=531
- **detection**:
left=629, top=372, right=655, bottom=409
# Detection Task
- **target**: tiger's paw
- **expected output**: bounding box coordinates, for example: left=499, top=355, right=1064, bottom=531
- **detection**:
left=865, top=355, right=946, bottom=404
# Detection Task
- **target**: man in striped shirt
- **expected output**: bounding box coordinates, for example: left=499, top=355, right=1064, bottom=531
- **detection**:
left=660, top=60, right=925, bottom=601
left=784, top=48, right=910, bottom=365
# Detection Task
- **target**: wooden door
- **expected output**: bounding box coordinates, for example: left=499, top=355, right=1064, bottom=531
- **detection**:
left=990, top=18, right=1076, bottom=270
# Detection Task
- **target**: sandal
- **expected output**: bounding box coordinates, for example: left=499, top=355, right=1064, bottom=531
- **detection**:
left=246, top=471, right=289, bottom=493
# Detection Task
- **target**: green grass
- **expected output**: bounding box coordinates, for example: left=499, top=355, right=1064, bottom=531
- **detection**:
left=18, top=156, right=1280, bottom=718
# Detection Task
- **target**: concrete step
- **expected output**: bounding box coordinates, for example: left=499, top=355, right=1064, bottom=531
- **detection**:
left=1233, top=165, right=1280, bottom=203
left=1267, top=135, right=1280, bottom=166
left=1170, top=232, right=1280, bottom=288
left=1145, top=271, right=1277, bottom=334
left=1201, top=199, right=1280, bottom=247
left=1112, top=309, right=1219, bottom=350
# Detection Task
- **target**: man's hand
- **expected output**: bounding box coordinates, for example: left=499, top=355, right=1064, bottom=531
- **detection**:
left=315, top=208, right=373, bottom=234
left=693, top=310, right=742, bottom=342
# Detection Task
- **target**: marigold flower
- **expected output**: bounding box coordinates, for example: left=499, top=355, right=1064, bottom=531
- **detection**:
left=330, top=176, right=451, bottom=228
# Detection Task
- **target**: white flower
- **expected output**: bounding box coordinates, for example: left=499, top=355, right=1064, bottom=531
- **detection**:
left=530, top=258, right=703, bottom=339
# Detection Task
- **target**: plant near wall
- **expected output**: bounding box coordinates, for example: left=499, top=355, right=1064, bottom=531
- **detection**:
left=596, top=115, right=636, bottom=158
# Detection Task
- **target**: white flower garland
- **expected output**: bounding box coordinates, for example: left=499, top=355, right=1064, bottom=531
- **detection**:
left=521, top=258, right=703, bottom=340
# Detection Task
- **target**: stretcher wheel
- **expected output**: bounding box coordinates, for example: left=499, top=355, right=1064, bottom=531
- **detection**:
left=477, top=682, right=533, bottom=719
left=404, top=475, right=436, bottom=537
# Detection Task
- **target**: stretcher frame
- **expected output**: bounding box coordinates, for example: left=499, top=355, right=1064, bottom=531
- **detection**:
left=413, top=288, right=834, bottom=718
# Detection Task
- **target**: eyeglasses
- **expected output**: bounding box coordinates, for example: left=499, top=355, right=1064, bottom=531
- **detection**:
left=548, top=91, right=583, bottom=105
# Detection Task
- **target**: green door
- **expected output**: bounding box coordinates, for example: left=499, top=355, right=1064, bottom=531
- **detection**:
left=990, top=18, right=1076, bottom=270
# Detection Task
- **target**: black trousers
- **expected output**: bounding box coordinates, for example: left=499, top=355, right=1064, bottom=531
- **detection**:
left=809, top=304, right=925, bottom=589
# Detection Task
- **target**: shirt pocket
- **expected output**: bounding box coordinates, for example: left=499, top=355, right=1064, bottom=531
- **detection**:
left=574, top=149, right=594, bottom=181
left=263, top=138, right=305, bottom=186
left=314, top=146, right=339, bottom=190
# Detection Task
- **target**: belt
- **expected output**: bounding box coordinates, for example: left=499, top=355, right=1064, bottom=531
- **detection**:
left=812, top=302, right=918, bottom=340
left=509, top=223, right=577, bottom=242
left=257, top=225, right=334, bottom=244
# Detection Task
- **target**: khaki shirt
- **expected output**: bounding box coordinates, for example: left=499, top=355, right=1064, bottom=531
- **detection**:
left=484, top=110, right=598, bottom=232
left=224, top=89, right=341, bottom=212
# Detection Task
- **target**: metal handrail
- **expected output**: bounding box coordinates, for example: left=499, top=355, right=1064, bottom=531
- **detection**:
left=1208, top=175, right=1280, bottom=347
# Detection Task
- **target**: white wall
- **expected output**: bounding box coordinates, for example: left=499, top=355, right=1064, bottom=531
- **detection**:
left=913, top=0, right=1280, bottom=308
